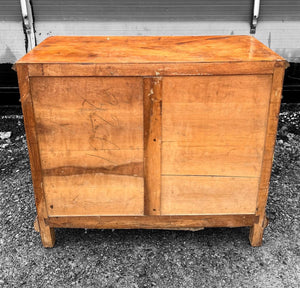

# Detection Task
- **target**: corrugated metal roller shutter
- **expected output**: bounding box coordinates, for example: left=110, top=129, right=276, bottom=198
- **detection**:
left=259, top=0, right=300, bottom=62
left=32, top=0, right=252, bottom=46
left=0, top=1, right=22, bottom=21
left=260, top=0, right=300, bottom=21
left=32, top=0, right=252, bottom=21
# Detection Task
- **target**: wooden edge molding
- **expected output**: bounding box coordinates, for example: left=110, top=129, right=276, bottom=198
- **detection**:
left=25, top=62, right=277, bottom=77
left=46, top=215, right=258, bottom=229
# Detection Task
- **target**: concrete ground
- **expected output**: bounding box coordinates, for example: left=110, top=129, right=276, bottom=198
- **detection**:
left=0, top=104, right=299, bottom=288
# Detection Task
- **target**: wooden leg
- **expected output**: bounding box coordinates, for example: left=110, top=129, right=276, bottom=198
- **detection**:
left=35, top=217, right=56, bottom=248
left=249, top=213, right=269, bottom=247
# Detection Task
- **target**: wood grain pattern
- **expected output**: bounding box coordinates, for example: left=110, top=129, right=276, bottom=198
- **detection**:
left=249, top=65, right=286, bottom=246
left=46, top=215, right=259, bottom=229
left=16, top=64, right=55, bottom=247
left=31, top=76, right=143, bottom=155
left=162, top=75, right=272, bottom=177
left=44, top=174, right=144, bottom=216
left=30, top=76, right=142, bottom=110
left=29, top=76, right=145, bottom=218
left=18, top=36, right=286, bottom=64
left=30, top=77, right=143, bottom=151
left=143, top=77, right=162, bottom=215
left=34, top=108, right=142, bottom=151
left=163, top=144, right=264, bottom=178
left=161, top=176, right=259, bottom=215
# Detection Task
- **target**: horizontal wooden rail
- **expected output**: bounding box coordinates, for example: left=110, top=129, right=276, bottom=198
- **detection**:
left=46, top=215, right=258, bottom=229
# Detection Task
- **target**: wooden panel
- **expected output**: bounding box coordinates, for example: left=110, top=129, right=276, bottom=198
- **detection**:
left=162, top=144, right=263, bottom=177
left=30, top=76, right=142, bottom=110
left=162, top=75, right=272, bottom=177
left=47, top=214, right=258, bottom=229
left=30, top=76, right=144, bottom=217
left=250, top=64, right=286, bottom=246
left=34, top=108, right=142, bottom=151
left=143, top=77, right=162, bottom=215
left=44, top=174, right=144, bottom=216
left=30, top=77, right=143, bottom=152
left=30, top=77, right=143, bottom=151
left=161, top=176, right=259, bottom=215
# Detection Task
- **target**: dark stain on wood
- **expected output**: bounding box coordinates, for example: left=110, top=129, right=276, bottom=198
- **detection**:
left=43, top=162, right=144, bottom=177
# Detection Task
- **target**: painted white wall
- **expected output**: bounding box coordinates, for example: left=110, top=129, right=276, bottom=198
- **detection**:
left=256, top=21, right=300, bottom=63
left=0, top=21, right=25, bottom=63
left=0, top=1, right=25, bottom=63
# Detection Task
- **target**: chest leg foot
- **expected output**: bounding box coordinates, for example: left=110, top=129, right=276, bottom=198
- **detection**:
left=249, top=214, right=269, bottom=247
left=35, top=217, right=56, bottom=248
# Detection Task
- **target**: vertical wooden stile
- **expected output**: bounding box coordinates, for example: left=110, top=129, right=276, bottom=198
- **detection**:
left=249, top=62, right=287, bottom=246
left=16, top=64, right=55, bottom=247
left=143, top=77, right=162, bottom=215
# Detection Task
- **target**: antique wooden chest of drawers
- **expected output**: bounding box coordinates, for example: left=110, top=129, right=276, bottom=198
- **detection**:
left=16, top=36, right=287, bottom=247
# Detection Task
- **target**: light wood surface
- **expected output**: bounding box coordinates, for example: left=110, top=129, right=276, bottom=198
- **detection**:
left=30, top=77, right=143, bottom=151
left=161, top=176, right=259, bottom=215
left=44, top=174, right=144, bottom=216
left=163, top=144, right=264, bottom=178
left=162, top=75, right=272, bottom=177
left=30, top=76, right=145, bottom=217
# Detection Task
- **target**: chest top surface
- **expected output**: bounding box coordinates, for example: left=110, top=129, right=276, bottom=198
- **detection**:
left=17, top=35, right=286, bottom=65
